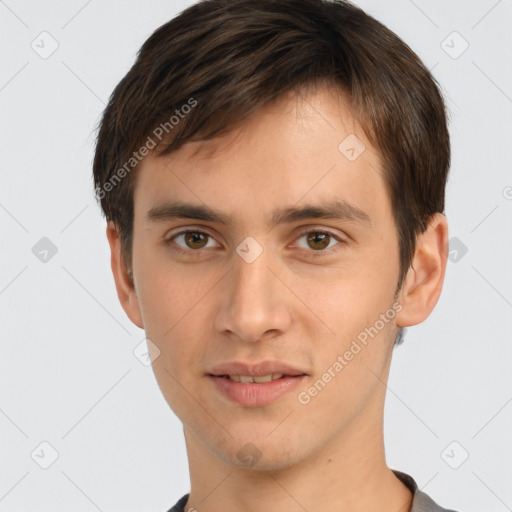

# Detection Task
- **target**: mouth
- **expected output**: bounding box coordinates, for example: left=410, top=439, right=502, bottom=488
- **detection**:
left=215, top=373, right=302, bottom=383
left=208, top=360, right=307, bottom=378
left=208, top=361, right=308, bottom=406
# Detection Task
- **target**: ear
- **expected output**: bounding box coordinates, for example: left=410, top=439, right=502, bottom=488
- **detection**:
left=106, top=221, right=144, bottom=329
left=395, top=213, right=449, bottom=327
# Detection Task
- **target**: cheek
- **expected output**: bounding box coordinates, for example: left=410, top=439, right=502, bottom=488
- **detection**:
left=134, top=253, right=221, bottom=371
left=137, top=271, right=205, bottom=347
left=294, top=253, right=398, bottom=394
left=133, top=238, right=200, bottom=331
left=297, top=319, right=395, bottom=427
left=137, top=266, right=214, bottom=416
left=299, top=255, right=397, bottom=338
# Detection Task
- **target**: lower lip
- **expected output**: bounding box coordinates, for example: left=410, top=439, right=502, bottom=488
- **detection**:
left=209, top=375, right=306, bottom=407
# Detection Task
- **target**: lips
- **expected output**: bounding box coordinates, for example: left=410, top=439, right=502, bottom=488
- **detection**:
left=208, top=360, right=307, bottom=378
left=208, top=360, right=308, bottom=406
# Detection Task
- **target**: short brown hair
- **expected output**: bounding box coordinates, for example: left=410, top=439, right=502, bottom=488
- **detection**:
left=93, top=0, right=450, bottom=302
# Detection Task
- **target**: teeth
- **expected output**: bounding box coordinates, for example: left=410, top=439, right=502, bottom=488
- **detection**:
left=228, top=373, right=284, bottom=383
left=254, top=375, right=272, bottom=383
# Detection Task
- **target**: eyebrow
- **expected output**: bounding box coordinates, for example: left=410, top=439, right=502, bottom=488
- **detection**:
left=145, top=199, right=371, bottom=228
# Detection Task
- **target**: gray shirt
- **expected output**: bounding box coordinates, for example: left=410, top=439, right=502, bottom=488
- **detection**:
left=393, top=470, right=459, bottom=512
left=166, top=470, right=460, bottom=512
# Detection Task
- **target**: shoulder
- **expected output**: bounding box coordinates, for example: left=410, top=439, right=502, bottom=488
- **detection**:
left=393, top=470, right=461, bottom=512
left=167, top=473, right=464, bottom=512
left=166, top=493, right=189, bottom=512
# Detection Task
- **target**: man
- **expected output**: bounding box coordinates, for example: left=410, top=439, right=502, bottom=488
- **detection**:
left=93, top=1, right=460, bottom=510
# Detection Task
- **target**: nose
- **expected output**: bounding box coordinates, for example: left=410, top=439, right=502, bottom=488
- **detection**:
left=214, top=248, right=292, bottom=343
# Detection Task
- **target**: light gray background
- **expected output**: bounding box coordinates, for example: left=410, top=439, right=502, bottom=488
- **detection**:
left=1, top=1, right=511, bottom=511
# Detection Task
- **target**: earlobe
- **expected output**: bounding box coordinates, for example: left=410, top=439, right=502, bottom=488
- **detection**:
left=106, top=221, right=144, bottom=329
left=395, top=213, right=449, bottom=328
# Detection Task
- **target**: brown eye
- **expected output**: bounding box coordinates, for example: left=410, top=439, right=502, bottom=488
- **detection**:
left=306, top=232, right=331, bottom=250
left=294, top=229, right=343, bottom=254
left=168, top=230, right=219, bottom=253
left=184, top=232, right=209, bottom=249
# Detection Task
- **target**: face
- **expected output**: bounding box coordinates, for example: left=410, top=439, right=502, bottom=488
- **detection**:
left=125, top=86, right=405, bottom=470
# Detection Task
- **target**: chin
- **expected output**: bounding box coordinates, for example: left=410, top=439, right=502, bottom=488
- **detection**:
left=210, top=430, right=307, bottom=472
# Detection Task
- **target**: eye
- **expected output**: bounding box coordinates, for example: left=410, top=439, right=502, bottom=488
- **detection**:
left=167, top=230, right=220, bottom=253
left=294, top=229, right=343, bottom=253
left=165, top=227, right=345, bottom=257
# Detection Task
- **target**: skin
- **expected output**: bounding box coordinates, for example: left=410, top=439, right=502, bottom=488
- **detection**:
left=107, top=85, right=448, bottom=512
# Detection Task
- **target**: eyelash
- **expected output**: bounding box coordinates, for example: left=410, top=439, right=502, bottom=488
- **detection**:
left=165, top=228, right=345, bottom=258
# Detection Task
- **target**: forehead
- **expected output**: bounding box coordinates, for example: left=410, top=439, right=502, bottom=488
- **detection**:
left=133, top=86, right=391, bottom=229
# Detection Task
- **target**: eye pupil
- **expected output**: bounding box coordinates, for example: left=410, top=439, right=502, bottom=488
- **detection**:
left=185, top=232, right=208, bottom=249
left=307, top=232, right=330, bottom=250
